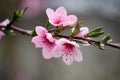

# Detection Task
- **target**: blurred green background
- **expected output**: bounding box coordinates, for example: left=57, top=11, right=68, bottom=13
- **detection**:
left=0, top=0, right=120, bottom=80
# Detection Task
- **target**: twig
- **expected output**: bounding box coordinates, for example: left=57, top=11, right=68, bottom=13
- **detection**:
left=56, top=35, right=120, bottom=49
left=0, top=25, right=120, bottom=49
left=10, top=25, right=31, bottom=36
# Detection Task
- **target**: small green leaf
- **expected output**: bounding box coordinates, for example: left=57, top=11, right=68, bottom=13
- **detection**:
left=87, top=27, right=104, bottom=38
left=102, top=35, right=112, bottom=44
left=89, top=27, right=102, bottom=33
left=12, top=7, right=28, bottom=21
left=72, top=24, right=81, bottom=36
left=19, top=7, right=28, bottom=16
left=87, top=31, right=104, bottom=38
left=93, top=42, right=105, bottom=50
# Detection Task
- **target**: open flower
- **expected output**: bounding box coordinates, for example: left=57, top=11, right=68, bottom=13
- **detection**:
left=46, top=7, right=77, bottom=27
left=0, top=19, right=10, bottom=39
left=31, top=26, right=56, bottom=59
left=52, top=38, right=83, bottom=65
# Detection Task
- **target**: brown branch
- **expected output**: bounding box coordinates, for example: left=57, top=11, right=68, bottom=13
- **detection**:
left=10, top=25, right=31, bottom=36
left=56, top=35, right=120, bottom=49
left=0, top=25, right=120, bottom=49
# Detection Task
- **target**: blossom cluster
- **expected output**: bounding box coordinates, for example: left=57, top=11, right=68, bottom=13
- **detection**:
left=32, top=7, right=90, bottom=65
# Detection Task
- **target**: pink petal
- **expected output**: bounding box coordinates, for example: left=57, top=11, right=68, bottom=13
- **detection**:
left=63, top=15, right=77, bottom=26
left=0, top=19, right=10, bottom=26
left=55, top=7, right=67, bottom=17
left=42, top=46, right=53, bottom=59
left=35, top=26, right=48, bottom=36
left=46, top=8, right=54, bottom=20
left=31, top=36, right=42, bottom=48
left=49, top=19, right=63, bottom=26
left=45, top=33, right=55, bottom=43
left=52, top=45, right=63, bottom=58
left=80, top=27, right=89, bottom=36
left=63, top=54, right=74, bottom=65
left=57, top=38, right=79, bottom=48
left=68, top=41, right=79, bottom=48
left=73, top=48, right=83, bottom=62
left=56, top=38, right=69, bottom=45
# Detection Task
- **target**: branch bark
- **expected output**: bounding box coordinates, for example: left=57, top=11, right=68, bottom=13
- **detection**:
left=0, top=25, right=120, bottom=50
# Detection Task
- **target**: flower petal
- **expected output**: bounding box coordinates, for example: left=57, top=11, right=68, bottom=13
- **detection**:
left=73, top=48, right=83, bottom=62
left=55, top=7, right=67, bottom=17
left=56, top=38, right=69, bottom=45
left=42, top=47, right=53, bottom=59
left=63, top=54, right=74, bottom=65
left=35, top=26, right=48, bottom=36
left=52, top=45, right=63, bottom=58
left=46, top=8, right=54, bottom=20
left=63, top=15, right=77, bottom=26
left=45, top=33, right=55, bottom=43
left=80, top=27, right=89, bottom=36
left=0, top=19, right=10, bottom=26
left=31, top=36, right=42, bottom=48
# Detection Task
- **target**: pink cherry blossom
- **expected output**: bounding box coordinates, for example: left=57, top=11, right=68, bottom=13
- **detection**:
left=31, top=26, right=56, bottom=59
left=0, top=19, right=10, bottom=39
left=52, top=38, right=83, bottom=65
left=46, top=7, right=77, bottom=27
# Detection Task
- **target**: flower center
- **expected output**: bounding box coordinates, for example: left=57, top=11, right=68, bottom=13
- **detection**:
left=63, top=43, right=74, bottom=50
left=42, top=35, right=55, bottom=46
left=54, top=19, right=62, bottom=24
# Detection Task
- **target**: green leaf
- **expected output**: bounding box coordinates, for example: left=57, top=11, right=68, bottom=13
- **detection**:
left=102, top=35, right=112, bottom=44
left=19, top=7, right=28, bottom=16
left=89, top=27, right=102, bottom=33
left=72, top=26, right=81, bottom=36
left=87, top=31, right=104, bottom=38
left=93, top=42, right=105, bottom=50
left=87, top=27, right=104, bottom=38
left=12, top=7, right=28, bottom=21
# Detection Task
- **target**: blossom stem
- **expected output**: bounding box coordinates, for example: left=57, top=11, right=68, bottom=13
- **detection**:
left=10, top=25, right=31, bottom=36
left=0, top=25, right=120, bottom=49
left=56, top=35, right=120, bottom=49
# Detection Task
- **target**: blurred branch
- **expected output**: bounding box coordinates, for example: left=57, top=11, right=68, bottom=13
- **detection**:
left=10, top=25, right=31, bottom=36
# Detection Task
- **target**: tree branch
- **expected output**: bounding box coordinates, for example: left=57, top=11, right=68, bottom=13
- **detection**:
left=56, top=35, right=120, bottom=49
left=0, top=25, right=120, bottom=49
left=10, top=25, right=31, bottom=36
